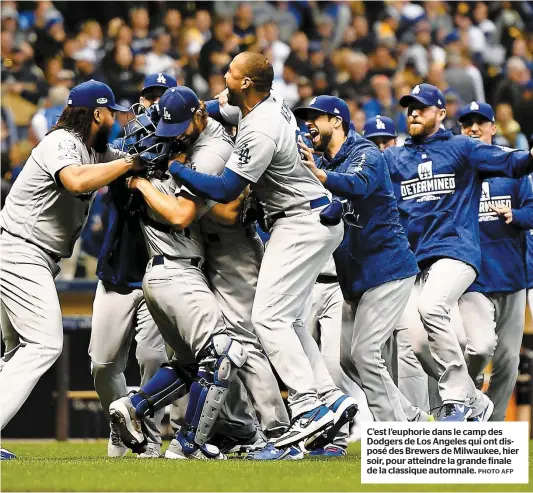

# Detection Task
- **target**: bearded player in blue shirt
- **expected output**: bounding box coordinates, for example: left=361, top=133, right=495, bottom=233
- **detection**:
left=383, top=84, right=533, bottom=421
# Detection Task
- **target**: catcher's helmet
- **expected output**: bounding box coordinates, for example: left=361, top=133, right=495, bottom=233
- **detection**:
left=122, top=102, right=171, bottom=175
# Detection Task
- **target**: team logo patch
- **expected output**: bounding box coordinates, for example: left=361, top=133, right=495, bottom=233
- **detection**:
left=157, top=73, right=167, bottom=84
left=57, top=139, right=78, bottom=160
left=310, top=97, right=317, bottom=105
left=375, top=118, right=386, bottom=130
left=470, top=101, right=480, bottom=111
left=163, top=107, right=172, bottom=120
left=400, top=160, right=456, bottom=202
left=479, top=181, right=511, bottom=222
left=96, top=97, right=108, bottom=104
left=412, top=85, right=421, bottom=94
left=418, top=161, right=433, bottom=180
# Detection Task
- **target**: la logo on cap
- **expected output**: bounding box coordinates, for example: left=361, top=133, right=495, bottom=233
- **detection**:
left=157, top=73, right=167, bottom=84
left=97, top=97, right=108, bottom=104
left=310, top=97, right=317, bottom=105
left=470, top=101, right=480, bottom=110
left=334, top=108, right=340, bottom=114
left=376, top=118, right=386, bottom=130
left=412, top=85, right=421, bottom=94
left=163, top=107, right=171, bottom=120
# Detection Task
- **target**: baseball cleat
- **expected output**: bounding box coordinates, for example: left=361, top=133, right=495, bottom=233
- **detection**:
left=309, top=444, right=347, bottom=457
left=109, top=396, right=147, bottom=453
left=274, top=404, right=334, bottom=448
left=107, top=430, right=128, bottom=458
left=468, top=394, right=494, bottom=422
left=437, top=403, right=473, bottom=422
left=305, top=395, right=358, bottom=450
left=245, top=442, right=304, bottom=461
left=164, top=435, right=226, bottom=460
left=210, top=431, right=266, bottom=455
left=137, top=444, right=161, bottom=458
left=1, top=448, right=16, bottom=460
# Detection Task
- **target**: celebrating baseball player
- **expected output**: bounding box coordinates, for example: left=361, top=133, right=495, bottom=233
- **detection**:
left=0, top=81, right=135, bottom=456
left=363, top=116, right=431, bottom=413
left=295, top=97, right=432, bottom=424
left=167, top=52, right=357, bottom=460
left=89, top=73, right=177, bottom=458
left=383, top=83, right=533, bottom=421
left=457, top=101, right=533, bottom=421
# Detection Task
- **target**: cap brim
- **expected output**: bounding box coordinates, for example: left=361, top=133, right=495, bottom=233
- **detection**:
left=156, top=118, right=191, bottom=137
left=458, top=111, right=493, bottom=123
left=399, top=94, right=434, bottom=108
left=108, top=103, right=131, bottom=112
left=142, top=83, right=171, bottom=92
left=293, top=106, right=332, bottom=120
left=365, top=131, right=397, bottom=139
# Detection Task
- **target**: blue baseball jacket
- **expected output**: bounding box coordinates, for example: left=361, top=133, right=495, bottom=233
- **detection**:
left=320, top=130, right=419, bottom=300
left=467, top=176, right=533, bottom=293
left=96, top=140, right=148, bottom=289
left=383, top=129, right=532, bottom=273
left=525, top=175, right=533, bottom=289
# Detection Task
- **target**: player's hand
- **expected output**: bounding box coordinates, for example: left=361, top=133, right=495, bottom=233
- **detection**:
left=489, top=204, right=513, bottom=224
left=126, top=176, right=147, bottom=190
left=298, top=140, right=327, bottom=184
left=124, top=153, right=144, bottom=171
left=215, top=88, right=229, bottom=106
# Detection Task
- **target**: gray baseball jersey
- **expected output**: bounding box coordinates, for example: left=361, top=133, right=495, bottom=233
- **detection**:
left=0, top=129, right=123, bottom=258
left=225, top=93, right=327, bottom=216
left=140, top=176, right=205, bottom=259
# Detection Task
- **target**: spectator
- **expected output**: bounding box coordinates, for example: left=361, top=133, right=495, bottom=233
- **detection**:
left=102, top=44, right=144, bottom=106
left=308, top=41, right=335, bottom=95
left=293, top=76, right=313, bottom=111
left=493, top=56, right=533, bottom=139
left=444, top=48, right=480, bottom=105
left=493, top=102, right=529, bottom=150
left=368, top=44, right=397, bottom=78
left=164, top=9, right=182, bottom=54
left=472, top=1, right=497, bottom=44
left=30, top=84, right=70, bottom=143
left=272, top=58, right=299, bottom=108
left=129, top=4, right=152, bottom=55
left=348, top=15, right=376, bottom=54
left=443, top=91, right=462, bottom=135
left=283, top=31, right=312, bottom=80
left=363, top=74, right=407, bottom=134
left=257, top=20, right=290, bottom=81
left=61, top=37, right=81, bottom=72
left=195, top=10, right=212, bottom=44
left=72, top=47, right=105, bottom=85
left=373, top=9, right=398, bottom=49
left=337, top=51, right=372, bottom=105
left=80, top=20, right=104, bottom=62
left=234, top=2, right=257, bottom=51
left=32, top=9, right=65, bottom=68
left=144, top=29, right=175, bottom=75
left=424, top=1, right=454, bottom=43
left=198, top=16, right=239, bottom=81
left=272, top=1, right=300, bottom=43
left=398, top=19, right=446, bottom=78
left=453, top=2, right=486, bottom=60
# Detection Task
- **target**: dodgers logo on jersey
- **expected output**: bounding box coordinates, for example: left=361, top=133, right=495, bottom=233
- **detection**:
left=478, top=181, right=512, bottom=222
left=400, top=160, right=456, bottom=202
left=157, top=73, right=167, bottom=84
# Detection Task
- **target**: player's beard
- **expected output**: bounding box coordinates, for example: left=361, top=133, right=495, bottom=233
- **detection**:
left=408, top=115, right=437, bottom=139
left=93, top=124, right=112, bottom=153
left=314, top=128, right=333, bottom=153
left=226, top=86, right=239, bottom=106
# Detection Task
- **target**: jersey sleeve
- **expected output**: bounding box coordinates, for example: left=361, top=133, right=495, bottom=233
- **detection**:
left=43, top=132, right=83, bottom=184
left=190, top=147, right=229, bottom=176
left=225, top=130, right=276, bottom=183
left=511, top=175, right=533, bottom=229
left=219, top=103, right=241, bottom=126
left=101, top=145, right=126, bottom=162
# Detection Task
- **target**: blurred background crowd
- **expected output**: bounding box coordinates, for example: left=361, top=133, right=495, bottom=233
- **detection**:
left=2, top=0, right=533, bottom=278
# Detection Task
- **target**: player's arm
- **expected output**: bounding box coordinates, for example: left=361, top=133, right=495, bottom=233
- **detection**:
left=169, top=132, right=275, bottom=203
left=508, top=175, right=533, bottom=229
left=205, top=188, right=249, bottom=225
left=300, top=140, right=382, bottom=199
left=468, top=139, right=533, bottom=178
left=127, top=176, right=196, bottom=230
left=58, top=156, right=140, bottom=195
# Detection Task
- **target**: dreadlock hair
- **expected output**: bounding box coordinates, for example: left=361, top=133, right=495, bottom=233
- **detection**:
left=47, top=106, right=94, bottom=143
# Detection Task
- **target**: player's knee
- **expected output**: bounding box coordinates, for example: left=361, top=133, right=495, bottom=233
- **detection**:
left=468, top=335, right=497, bottom=360
left=417, top=298, right=446, bottom=324
left=201, top=334, right=248, bottom=386
left=90, top=360, right=113, bottom=378
left=136, top=346, right=167, bottom=377
left=494, top=345, right=519, bottom=371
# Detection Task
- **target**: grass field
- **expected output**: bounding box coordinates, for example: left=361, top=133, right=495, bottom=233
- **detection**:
left=1, top=440, right=532, bottom=492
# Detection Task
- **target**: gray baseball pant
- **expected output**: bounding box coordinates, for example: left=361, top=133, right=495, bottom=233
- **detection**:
left=403, top=258, right=485, bottom=411
left=204, top=229, right=289, bottom=439
left=340, top=276, right=418, bottom=421
left=459, top=290, right=526, bottom=420
left=89, top=281, right=168, bottom=448
left=251, top=210, right=344, bottom=418
left=0, top=233, right=63, bottom=429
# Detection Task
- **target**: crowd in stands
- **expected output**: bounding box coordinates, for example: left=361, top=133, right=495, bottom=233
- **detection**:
left=2, top=0, right=533, bottom=277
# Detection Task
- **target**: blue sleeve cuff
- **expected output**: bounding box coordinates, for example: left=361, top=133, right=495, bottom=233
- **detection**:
left=205, top=99, right=222, bottom=123
left=511, top=208, right=533, bottom=229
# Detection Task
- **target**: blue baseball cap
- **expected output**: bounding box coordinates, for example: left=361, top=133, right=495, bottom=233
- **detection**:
left=457, top=101, right=495, bottom=123
left=293, top=95, right=351, bottom=125
left=142, top=72, right=178, bottom=93
left=400, top=83, right=446, bottom=109
left=67, top=80, right=129, bottom=111
left=156, top=86, right=200, bottom=137
left=363, top=115, right=397, bottom=139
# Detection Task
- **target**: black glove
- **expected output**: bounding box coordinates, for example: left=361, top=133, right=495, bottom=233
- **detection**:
left=239, top=192, right=264, bottom=227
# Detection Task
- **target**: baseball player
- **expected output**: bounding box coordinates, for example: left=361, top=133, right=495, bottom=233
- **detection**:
left=457, top=101, right=533, bottom=421
left=296, top=97, right=429, bottom=425
left=527, top=192, right=533, bottom=320
left=0, top=81, right=135, bottom=458
left=109, top=86, right=262, bottom=460
left=362, top=116, right=431, bottom=413
left=89, top=73, right=177, bottom=458
left=168, top=52, right=357, bottom=460
left=383, top=83, right=533, bottom=421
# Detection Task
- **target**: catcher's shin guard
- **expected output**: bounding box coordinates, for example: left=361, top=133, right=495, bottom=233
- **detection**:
left=182, top=334, right=248, bottom=446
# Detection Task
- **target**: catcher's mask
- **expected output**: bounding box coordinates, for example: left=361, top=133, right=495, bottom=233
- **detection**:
left=122, top=102, right=171, bottom=175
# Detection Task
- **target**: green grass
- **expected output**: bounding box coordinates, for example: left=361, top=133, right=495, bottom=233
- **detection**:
left=1, top=440, right=532, bottom=492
